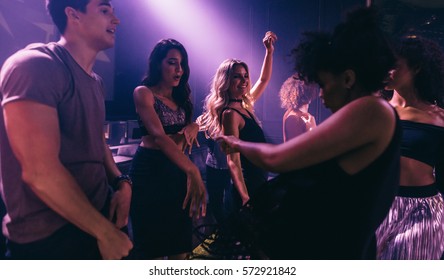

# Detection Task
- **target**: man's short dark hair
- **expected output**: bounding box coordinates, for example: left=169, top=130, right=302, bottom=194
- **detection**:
left=46, top=0, right=90, bottom=34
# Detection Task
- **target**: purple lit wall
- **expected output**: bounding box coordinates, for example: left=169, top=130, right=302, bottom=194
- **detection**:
left=0, top=0, right=115, bottom=100
left=0, top=0, right=368, bottom=143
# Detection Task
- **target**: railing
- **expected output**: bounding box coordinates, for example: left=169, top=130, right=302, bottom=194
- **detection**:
left=104, top=121, right=209, bottom=175
left=104, top=120, right=140, bottom=146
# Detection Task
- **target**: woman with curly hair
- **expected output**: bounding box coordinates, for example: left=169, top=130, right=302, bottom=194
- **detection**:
left=198, top=31, right=277, bottom=213
left=279, top=75, right=319, bottom=141
left=217, top=7, right=399, bottom=259
left=376, top=36, right=444, bottom=260
left=129, top=39, right=206, bottom=259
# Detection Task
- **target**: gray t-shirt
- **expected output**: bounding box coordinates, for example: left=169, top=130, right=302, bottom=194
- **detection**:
left=0, top=42, right=108, bottom=243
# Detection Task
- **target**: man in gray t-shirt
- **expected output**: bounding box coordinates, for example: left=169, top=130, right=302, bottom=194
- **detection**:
left=0, top=0, right=132, bottom=259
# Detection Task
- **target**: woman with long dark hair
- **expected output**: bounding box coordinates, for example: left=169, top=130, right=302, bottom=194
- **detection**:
left=129, top=39, right=206, bottom=259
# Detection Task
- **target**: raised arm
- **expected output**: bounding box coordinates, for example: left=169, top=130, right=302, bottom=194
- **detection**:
left=133, top=86, right=206, bottom=218
left=250, top=31, right=277, bottom=102
left=3, top=100, right=132, bottom=259
left=219, top=96, right=396, bottom=174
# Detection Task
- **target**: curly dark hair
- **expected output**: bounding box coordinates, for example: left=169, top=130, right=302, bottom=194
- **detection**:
left=141, top=39, right=193, bottom=124
left=279, top=75, right=319, bottom=110
left=396, top=36, right=444, bottom=107
left=292, top=7, right=396, bottom=94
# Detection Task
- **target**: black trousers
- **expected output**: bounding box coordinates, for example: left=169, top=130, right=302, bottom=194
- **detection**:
left=7, top=222, right=102, bottom=260
left=6, top=191, right=113, bottom=260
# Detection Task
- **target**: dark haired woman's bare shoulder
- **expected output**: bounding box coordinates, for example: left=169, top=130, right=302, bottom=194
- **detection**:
left=133, top=85, right=155, bottom=107
left=133, top=85, right=151, bottom=94
left=427, top=104, right=444, bottom=127
left=436, top=106, right=444, bottom=121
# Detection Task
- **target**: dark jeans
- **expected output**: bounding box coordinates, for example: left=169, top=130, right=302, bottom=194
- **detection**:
left=7, top=190, right=113, bottom=260
left=7, top=222, right=102, bottom=260
left=206, top=166, right=232, bottom=224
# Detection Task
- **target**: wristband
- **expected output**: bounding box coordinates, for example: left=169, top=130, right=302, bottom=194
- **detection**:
left=113, top=174, right=132, bottom=190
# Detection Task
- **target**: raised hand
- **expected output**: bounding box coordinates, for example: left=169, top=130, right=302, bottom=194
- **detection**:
left=263, top=31, right=277, bottom=53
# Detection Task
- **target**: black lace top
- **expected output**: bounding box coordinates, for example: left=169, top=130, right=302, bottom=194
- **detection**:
left=138, top=95, right=186, bottom=136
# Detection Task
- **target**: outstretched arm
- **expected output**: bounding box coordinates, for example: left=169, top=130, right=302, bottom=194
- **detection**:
left=250, top=31, right=277, bottom=102
left=3, top=100, right=133, bottom=259
left=218, top=96, right=396, bottom=174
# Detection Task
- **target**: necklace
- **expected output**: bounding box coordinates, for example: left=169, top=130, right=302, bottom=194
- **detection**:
left=229, top=98, right=243, bottom=103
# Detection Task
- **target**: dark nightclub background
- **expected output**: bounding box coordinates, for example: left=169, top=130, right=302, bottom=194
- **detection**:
left=1, top=0, right=443, bottom=144
left=109, top=0, right=368, bottom=144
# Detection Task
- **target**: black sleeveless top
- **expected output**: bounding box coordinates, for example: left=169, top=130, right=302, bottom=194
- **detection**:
left=222, top=107, right=268, bottom=194
left=138, top=95, right=186, bottom=136
left=248, top=113, right=402, bottom=259
left=400, top=120, right=444, bottom=167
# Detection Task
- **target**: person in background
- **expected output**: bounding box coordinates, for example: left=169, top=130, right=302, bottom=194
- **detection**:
left=198, top=31, right=277, bottom=214
left=279, top=74, right=318, bottom=142
left=217, top=7, right=399, bottom=259
left=0, top=197, right=5, bottom=259
left=0, top=0, right=132, bottom=259
left=376, top=36, right=444, bottom=260
left=129, top=38, right=206, bottom=260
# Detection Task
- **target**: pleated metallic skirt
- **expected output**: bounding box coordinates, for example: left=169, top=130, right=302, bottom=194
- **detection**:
left=376, top=184, right=444, bottom=260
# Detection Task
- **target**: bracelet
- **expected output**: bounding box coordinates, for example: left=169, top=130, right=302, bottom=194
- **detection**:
left=113, top=174, right=132, bottom=190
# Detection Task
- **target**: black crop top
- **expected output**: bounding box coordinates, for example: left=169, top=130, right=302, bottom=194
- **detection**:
left=400, top=120, right=444, bottom=167
left=137, top=95, right=186, bottom=136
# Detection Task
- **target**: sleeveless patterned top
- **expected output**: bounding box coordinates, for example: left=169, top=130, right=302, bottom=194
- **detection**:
left=138, top=95, right=186, bottom=135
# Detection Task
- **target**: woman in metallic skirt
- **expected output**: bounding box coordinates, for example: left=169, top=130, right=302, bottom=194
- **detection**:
left=376, top=36, right=444, bottom=260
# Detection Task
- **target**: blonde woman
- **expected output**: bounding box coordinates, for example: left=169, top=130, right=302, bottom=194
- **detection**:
left=199, top=31, right=277, bottom=211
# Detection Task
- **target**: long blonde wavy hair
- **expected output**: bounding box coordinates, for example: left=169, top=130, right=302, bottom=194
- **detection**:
left=198, top=58, right=256, bottom=139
